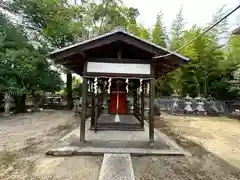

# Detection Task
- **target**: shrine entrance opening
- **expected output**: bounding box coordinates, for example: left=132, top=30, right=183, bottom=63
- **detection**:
left=49, top=29, right=189, bottom=143
left=110, top=79, right=127, bottom=114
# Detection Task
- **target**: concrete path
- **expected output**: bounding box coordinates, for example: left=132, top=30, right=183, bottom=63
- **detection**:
left=99, top=153, right=135, bottom=180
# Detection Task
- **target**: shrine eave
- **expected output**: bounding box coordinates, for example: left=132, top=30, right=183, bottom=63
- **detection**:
left=49, top=29, right=189, bottom=78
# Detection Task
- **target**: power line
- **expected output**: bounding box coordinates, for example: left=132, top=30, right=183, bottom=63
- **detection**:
left=153, top=4, right=240, bottom=59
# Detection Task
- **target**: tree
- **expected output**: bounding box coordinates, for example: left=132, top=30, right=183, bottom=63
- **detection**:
left=72, top=77, right=82, bottom=97
left=82, top=0, right=139, bottom=36
left=229, top=66, right=240, bottom=97
left=2, top=0, right=88, bottom=109
left=170, top=7, right=185, bottom=51
left=156, top=7, right=186, bottom=96
left=127, top=23, right=150, bottom=40
left=211, top=5, right=229, bottom=43
left=2, top=0, right=140, bottom=109
left=0, top=12, right=63, bottom=112
left=151, top=12, right=167, bottom=47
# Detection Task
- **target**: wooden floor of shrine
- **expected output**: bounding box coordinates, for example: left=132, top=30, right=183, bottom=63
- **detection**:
left=94, top=114, right=143, bottom=131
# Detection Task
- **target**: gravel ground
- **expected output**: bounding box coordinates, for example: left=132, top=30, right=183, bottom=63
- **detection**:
left=2, top=111, right=240, bottom=180
left=132, top=114, right=240, bottom=180
left=0, top=110, right=101, bottom=180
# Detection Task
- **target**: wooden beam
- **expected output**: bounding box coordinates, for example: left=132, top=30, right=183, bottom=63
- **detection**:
left=120, top=34, right=164, bottom=55
left=83, top=72, right=152, bottom=78
left=74, top=34, right=121, bottom=52
left=88, top=58, right=150, bottom=64
left=51, top=51, right=76, bottom=61
left=117, top=41, right=122, bottom=60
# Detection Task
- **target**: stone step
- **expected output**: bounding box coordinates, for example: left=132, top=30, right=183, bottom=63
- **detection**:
left=98, top=153, right=135, bottom=180
left=93, top=123, right=143, bottom=131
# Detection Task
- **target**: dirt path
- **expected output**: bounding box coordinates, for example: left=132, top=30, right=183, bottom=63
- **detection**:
left=0, top=110, right=101, bottom=180
left=132, top=114, right=240, bottom=180
left=160, top=113, right=240, bottom=169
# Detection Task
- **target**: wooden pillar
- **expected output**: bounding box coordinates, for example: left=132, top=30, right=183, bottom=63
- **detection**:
left=149, top=79, right=155, bottom=142
left=94, top=78, right=98, bottom=132
left=133, top=89, right=137, bottom=117
left=94, top=94, right=98, bottom=132
left=80, top=77, right=87, bottom=142
left=90, top=80, right=95, bottom=129
left=140, top=81, right=145, bottom=128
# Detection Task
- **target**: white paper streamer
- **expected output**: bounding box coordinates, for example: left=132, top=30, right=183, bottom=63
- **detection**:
left=125, top=78, right=129, bottom=93
left=108, top=78, right=111, bottom=94
left=139, top=79, right=143, bottom=94
left=94, top=77, right=98, bottom=95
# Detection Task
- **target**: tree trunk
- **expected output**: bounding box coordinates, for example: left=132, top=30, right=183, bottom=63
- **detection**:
left=15, top=94, right=26, bottom=113
left=67, top=72, right=73, bottom=109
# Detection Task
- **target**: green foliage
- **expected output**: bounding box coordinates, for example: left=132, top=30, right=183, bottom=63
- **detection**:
left=154, top=6, right=239, bottom=100
left=1, top=1, right=239, bottom=102
left=229, top=67, right=240, bottom=96
left=72, top=76, right=82, bottom=97
left=3, top=0, right=86, bottom=48
left=127, top=24, right=150, bottom=40
left=170, top=7, right=185, bottom=51
left=82, top=0, right=139, bottom=37
left=151, top=12, right=167, bottom=47
left=0, top=12, right=63, bottom=111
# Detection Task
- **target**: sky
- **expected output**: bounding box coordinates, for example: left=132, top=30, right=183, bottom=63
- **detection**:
left=123, top=0, right=240, bottom=32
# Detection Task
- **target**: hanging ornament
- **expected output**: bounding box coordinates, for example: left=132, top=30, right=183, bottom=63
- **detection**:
left=139, top=79, right=143, bottom=94
left=108, top=78, right=111, bottom=94
left=94, top=77, right=98, bottom=95
left=147, top=81, right=150, bottom=94
left=87, top=80, right=91, bottom=92
left=125, top=78, right=129, bottom=93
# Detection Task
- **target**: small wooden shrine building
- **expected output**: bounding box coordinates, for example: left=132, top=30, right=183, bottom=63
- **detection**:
left=49, top=29, right=189, bottom=142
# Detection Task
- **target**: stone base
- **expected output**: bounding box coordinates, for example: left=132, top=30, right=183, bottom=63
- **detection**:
left=2, top=112, right=12, bottom=117
left=46, top=120, right=189, bottom=157
left=195, top=111, right=207, bottom=116
left=46, top=146, right=185, bottom=157
left=184, top=110, right=194, bottom=114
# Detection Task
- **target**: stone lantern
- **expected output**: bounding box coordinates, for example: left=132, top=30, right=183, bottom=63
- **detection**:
left=184, top=93, right=193, bottom=114
left=195, top=94, right=206, bottom=115
left=171, top=90, right=180, bottom=114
